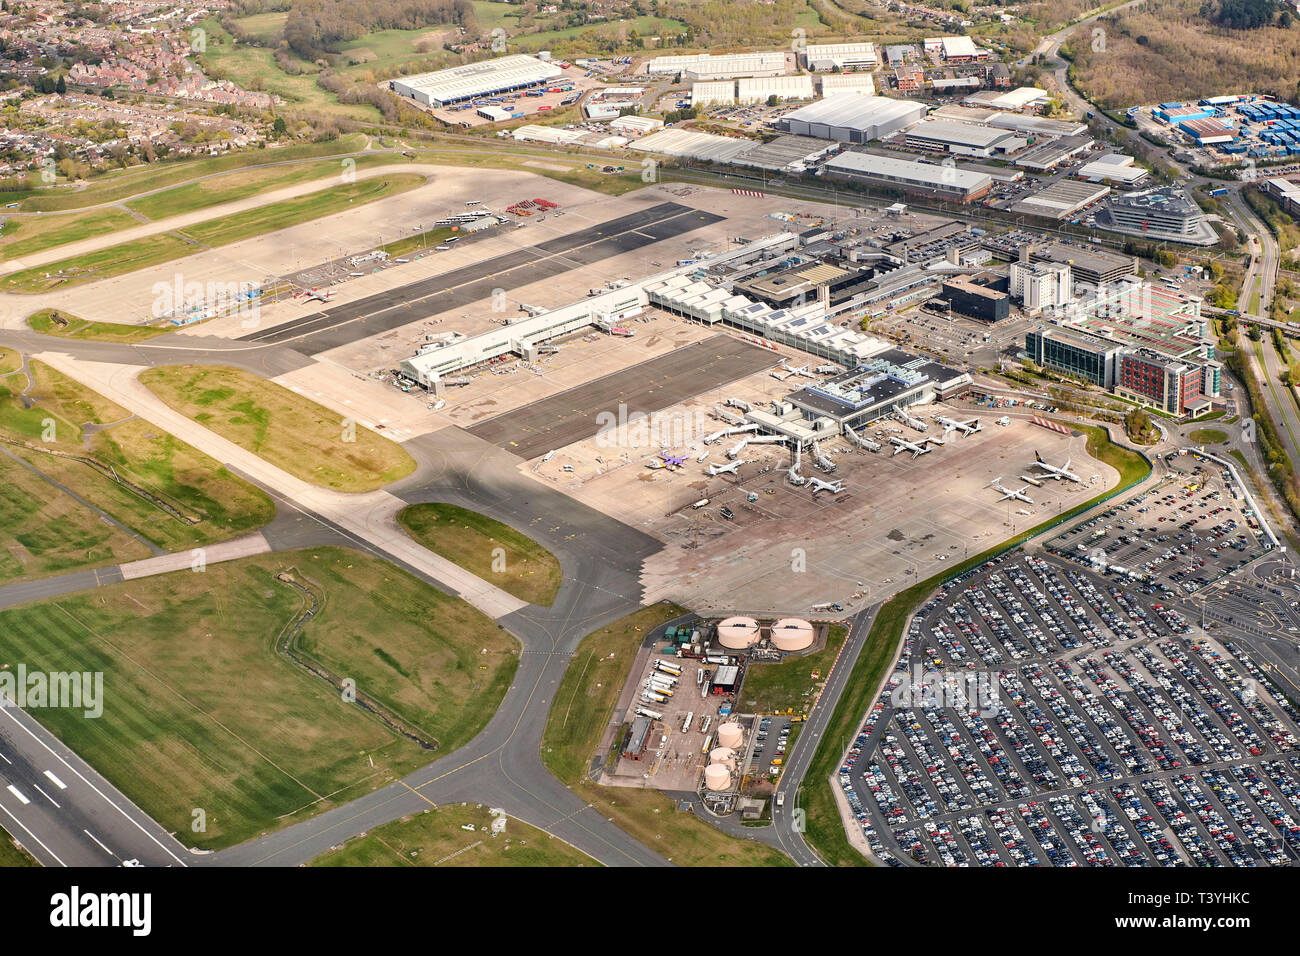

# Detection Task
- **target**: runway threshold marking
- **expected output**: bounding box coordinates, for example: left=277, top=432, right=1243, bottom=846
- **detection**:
left=6, top=784, right=28, bottom=805
left=44, top=770, right=67, bottom=790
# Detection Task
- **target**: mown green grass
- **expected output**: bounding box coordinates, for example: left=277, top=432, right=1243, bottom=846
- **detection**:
left=0, top=207, right=138, bottom=260
left=1, top=175, right=423, bottom=293
left=125, top=153, right=411, bottom=221
left=140, top=365, right=416, bottom=493
left=28, top=309, right=169, bottom=344
left=0, top=360, right=274, bottom=559
left=309, top=803, right=596, bottom=867
left=736, top=624, right=847, bottom=715
left=1189, top=428, right=1229, bottom=445
left=398, top=503, right=562, bottom=606
left=0, top=828, right=36, bottom=867
left=0, top=548, right=518, bottom=849
left=0, top=135, right=371, bottom=212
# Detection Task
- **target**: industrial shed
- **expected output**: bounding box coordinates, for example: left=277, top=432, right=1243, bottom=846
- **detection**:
left=391, top=55, right=562, bottom=107
left=779, top=94, right=926, bottom=143
left=737, top=74, right=815, bottom=104
left=630, top=128, right=757, bottom=163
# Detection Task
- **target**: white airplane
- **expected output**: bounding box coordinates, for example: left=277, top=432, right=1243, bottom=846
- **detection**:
left=1032, top=451, right=1082, bottom=483
left=991, top=477, right=1034, bottom=504
left=809, top=476, right=844, bottom=494
left=936, top=416, right=981, bottom=438
left=889, top=436, right=941, bottom=459
left=297, top=288, right=334, bottom=303
left=708, top=459, right=750, bottom=476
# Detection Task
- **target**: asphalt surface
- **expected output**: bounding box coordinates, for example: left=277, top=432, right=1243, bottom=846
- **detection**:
left=466, top=334, right=778, bottom=459
left=236, top=202, right=724, bottom=354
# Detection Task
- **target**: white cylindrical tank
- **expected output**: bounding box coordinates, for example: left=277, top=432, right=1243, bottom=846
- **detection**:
left=704, top=764, right=732, bottom=791
left=771, top=617, right=815, bottom=652
left=717, top=721, right=743, bottom=749
left=709, top=747, right=737, bottom=769
left=717, top=616, right=760, bottom=649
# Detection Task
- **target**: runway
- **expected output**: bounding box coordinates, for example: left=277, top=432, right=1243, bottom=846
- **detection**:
left=236, top=202, right=725, bottom=355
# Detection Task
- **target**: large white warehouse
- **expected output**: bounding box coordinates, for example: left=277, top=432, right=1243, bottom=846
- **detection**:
left=802, top=42, right=877, bottom=72
left=391, top=54, right=562, bottom=108
left=737, top=74, right=815, bottom=104
left=821, top=151, right=993, bottom=202
left=779, top=94, right=926, bottom=143
left=646, top=51, right=786, bottom=80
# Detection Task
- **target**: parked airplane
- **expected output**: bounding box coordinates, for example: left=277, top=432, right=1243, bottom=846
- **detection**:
left=936, top=416, right=981, bottom=438
left=659, top=453, right=688, bottom=468
left=296, top=288, right=334, bottom=303
left=991, top=477, right=1034, bottom=504
left=708, top=459, right=749, bottom=476
left=1032, top=451, right=1082, bottom=483
left=889, top=436, right=941, bottom=459
left=809, top=476, right=844, bottom=494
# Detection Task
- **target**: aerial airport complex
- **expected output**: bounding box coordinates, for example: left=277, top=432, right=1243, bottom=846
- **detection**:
left=4, top=9, right=1300, bottom=900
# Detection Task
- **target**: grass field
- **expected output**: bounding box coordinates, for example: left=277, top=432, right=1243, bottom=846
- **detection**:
left=1189, top=428, right=1229, bottom=445
left=0, top=548, right=518, bottom=848
left=0, top=207, right=139, bottom=261
left=0, top=135, right=372, bottom=213
left=398, top=503, right=562, bottom=606
left=124, top=153, right=411, bottom=221
left=198, top=19, right=380, bottom=122
left=541, top=604, right=792, bottom=866
left=0, top=360, right=274, bottom=559
left=233, top=11, right=288, bottom=43
left=309, top=803, right=596, bottom=866
left=736, top=624, right=847, bottom=715
left=0, top=828, right=36, bottom=867
left=140, top=365, right=416, bottom=492
left=28, top=309, right=169, bottom=344
left=800, top=423, right=1152, bottom=866
left=1, top=175, right=424, bottom=293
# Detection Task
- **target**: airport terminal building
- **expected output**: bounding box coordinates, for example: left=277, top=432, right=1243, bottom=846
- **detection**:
left=783, top=350, right=972, bottom=428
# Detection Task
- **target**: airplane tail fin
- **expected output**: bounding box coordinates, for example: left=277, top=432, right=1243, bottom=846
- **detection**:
left=1035, top=450, right=1045, bottom=463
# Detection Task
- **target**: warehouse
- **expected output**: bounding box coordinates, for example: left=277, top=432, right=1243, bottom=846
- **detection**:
left=1179, top=117, right=1235, bottom=146
left=964, top=86, right=1047, bottom=111
left=511, top=124, right=586, bottom=146
left=609, top=115, right=663, bottom=136
left=820, top=73, right=875, bottom=97
left=1013, top=133, right=1093, bottom=172
left=691, top=81, right=736, bottom=107
left=802, top=41, right=878, bottom=72
left=1075, top=154, right=1149, bottom=187
left=631, top=128, right=757, bottom=162
left=939, top=35, right=987, bottom=61
left=779, top=93, right=927, bottom=143
left=1010, top=180, right=1110, bottom=220
left=902, top=118, right=1024, bottom=158
left=737, top=74, right=815, bottom=104
left=391, top=54, right=562, bottom=107
left=821, top=150, right=993, bottom=202
left=646, top=51, right=785, bottom=80
left=731, top=134, right=837, bottom=172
